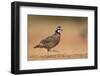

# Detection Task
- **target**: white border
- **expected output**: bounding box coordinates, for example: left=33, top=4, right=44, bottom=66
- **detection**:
left=20, top=6, right=95, bottom=70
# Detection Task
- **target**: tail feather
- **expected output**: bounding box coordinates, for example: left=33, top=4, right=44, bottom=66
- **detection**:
left=34, top=45, right=40, bottom=48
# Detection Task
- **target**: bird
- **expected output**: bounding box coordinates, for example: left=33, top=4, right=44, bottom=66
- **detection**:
left=34, top=26, right=63, bottom=52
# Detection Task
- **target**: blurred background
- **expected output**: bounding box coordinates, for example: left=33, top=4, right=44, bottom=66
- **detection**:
left=28, top=15, right=88, bottom=61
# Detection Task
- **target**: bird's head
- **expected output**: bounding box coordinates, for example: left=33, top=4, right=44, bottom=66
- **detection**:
left=55, top=26, right=63, bottom=34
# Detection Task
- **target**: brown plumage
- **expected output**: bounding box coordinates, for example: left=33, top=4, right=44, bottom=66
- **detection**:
left=34, top=26, right=63, bottom=52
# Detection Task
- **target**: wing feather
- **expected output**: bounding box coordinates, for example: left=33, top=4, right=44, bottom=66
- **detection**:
left=40, top=36, right=54, bottom=44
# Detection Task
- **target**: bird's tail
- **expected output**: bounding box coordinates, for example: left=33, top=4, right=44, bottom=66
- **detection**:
left=34, top=45, right=41, bottom=48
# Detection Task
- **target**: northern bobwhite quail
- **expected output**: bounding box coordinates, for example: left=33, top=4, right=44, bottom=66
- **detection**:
left=34, top=26, right=63, bottom=52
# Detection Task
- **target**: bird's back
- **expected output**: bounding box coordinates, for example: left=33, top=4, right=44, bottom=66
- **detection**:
left=40, top=33, right=60, bottom=49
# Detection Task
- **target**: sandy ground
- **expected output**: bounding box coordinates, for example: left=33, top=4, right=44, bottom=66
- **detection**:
left=28, top=15, right=88, bottom=61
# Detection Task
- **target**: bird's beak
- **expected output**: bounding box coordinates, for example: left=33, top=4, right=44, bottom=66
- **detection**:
left=60, top=29, right=63, bottom=31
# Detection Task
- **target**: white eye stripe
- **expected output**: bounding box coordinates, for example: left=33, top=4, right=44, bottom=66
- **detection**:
left=56, top=28, right=61, bottom=30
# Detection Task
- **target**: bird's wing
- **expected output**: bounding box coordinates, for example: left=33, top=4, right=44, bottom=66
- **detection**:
left=40, top=36, right=54, bottom=44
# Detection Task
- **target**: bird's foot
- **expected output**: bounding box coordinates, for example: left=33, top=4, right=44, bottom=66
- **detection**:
left=51, top=50, right=59, bottom=52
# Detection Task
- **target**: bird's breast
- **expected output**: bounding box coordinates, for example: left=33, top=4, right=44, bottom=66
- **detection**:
left=53, top=34, right=60, bottom=45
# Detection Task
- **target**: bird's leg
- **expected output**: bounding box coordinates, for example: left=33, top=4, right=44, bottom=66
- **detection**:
left=47, top=48, right=51, bottom=55
left=47, top=49, right=50, bottom=52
